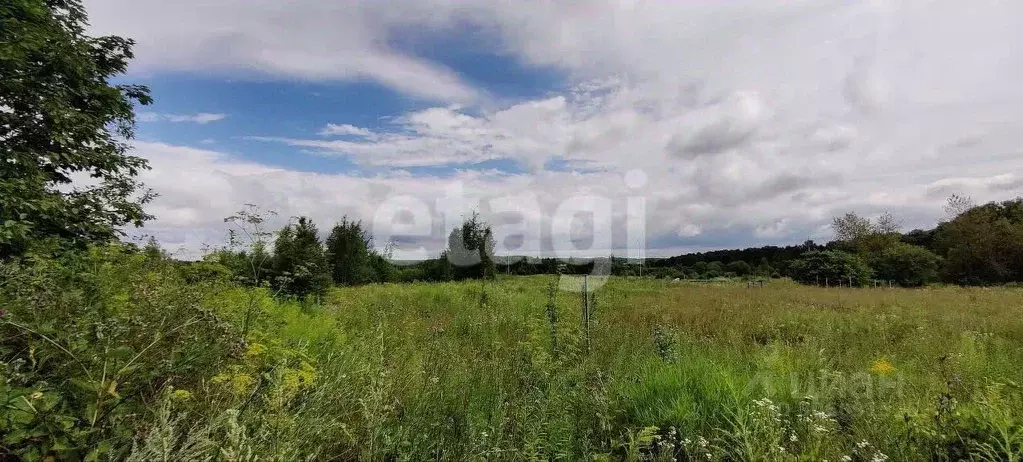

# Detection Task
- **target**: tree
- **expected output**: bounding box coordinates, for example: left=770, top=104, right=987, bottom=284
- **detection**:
left=1, top=0, right=154, bottom=258
left=726, top=260, right=752, bottom=277
left=788, top=250, right=873, bottom=286
left=444, top=212, right=496, bottom=280
left=832, top=212, right=901, bottom=258
left=325, top=217, right=372, bottom=286
left=832, top=213, right=875, bottom=243
left=273, top=217, right=331, bottom=298
left=933, top=197, right=1023, bottom=285
left=753, top=257, right=775, bottom=277
left=872, top=243, right=941, bottom=287
left=705, top=261, right=725, bottom=278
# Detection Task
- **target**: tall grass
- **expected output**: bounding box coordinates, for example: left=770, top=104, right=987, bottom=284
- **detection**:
left=5, top=251, right=1023, bottom=460
left=185, top=277, right=1023, bottom=459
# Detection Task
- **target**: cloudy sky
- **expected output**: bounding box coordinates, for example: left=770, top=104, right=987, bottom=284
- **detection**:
left=85, top=0, right=1023, bottom=259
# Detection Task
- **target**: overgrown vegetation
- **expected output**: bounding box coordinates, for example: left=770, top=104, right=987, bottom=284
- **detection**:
left=5, top=257, right=1023, bottom=460
left=4, top=1, right=1023, bottom=459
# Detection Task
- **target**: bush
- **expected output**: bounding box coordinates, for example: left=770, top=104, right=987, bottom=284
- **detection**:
left=788, top=250, right=873, bottom=286
left=871, top=243, right=941, bottom=286
left=0, top=246, right=239, bottom=460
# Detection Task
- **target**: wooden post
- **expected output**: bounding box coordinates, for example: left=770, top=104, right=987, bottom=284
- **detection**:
left=583, top=274, right=590, bottom=354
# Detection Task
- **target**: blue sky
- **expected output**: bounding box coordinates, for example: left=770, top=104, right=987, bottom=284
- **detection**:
left=83, top=0, right=1023, bottom=259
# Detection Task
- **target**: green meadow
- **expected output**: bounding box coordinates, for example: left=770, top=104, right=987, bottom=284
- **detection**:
left=7, top=248, right=1022, bottom=460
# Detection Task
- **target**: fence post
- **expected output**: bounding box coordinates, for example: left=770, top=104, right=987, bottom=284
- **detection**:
left=583, top=274, right=590, bottom=354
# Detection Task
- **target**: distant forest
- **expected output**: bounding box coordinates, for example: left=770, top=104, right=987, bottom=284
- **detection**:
left=182, top=195, right=1023, bottom=299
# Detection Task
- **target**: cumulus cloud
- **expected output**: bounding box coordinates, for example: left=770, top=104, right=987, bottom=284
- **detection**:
left=78, top=0, right=1023, bottom=256
left=138, top=112, right=227, bottom=124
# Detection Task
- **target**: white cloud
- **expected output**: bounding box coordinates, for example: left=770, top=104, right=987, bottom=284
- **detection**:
left=83, top=0, right=481, bottom=102
left=130, top=137, right=1023, bottom=260
left=319, top=123, right=375, bottom=138
left=138, top=112, right=227, bottom=124
left=79, top=0, right=1023, bottom=255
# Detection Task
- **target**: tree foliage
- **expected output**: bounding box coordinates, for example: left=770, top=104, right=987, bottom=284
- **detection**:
left=788, top=250, right=873, bottom=286
left=872, top=242, right=941, bottom=287
left=933, top=197, right=1023, bottom=285
left=831, top=212, right=902, bottom=259
left=325, top=217, right=372, bottom=286
left=1, top=0, right=154, bottom=258
left=272, top=217, right=330, bottom=299
left=443, top=213, right=496, bottom=281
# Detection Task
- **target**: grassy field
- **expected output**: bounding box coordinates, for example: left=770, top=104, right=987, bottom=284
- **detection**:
left=133, top=275, right=1023, bottom=461
left=5, top=251, right=1023, bottom=460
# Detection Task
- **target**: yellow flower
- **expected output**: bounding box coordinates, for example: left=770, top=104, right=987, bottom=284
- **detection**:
left=212, top=370, right=256, bottom=395
left=870, top=358, right=896, bottom=375
left=170, top=389, right=193, bottom=401
left=245, top=342, right=268, bottom=359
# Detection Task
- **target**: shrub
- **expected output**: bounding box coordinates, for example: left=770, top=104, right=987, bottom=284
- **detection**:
left=788, top=250, right=873, bottom=286
left=871, top=243, right=941, bottom=286
left=0, top=245, right=239, bottom=460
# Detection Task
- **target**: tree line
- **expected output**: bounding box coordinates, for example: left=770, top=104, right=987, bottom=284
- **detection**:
left=187, top=193, right=1023, bottom=295
left=191, top=207, right=500, bottom=299
left=641, top=195, right=1023, bottom=287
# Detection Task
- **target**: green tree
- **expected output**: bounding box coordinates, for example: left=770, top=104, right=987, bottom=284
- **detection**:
left=933, top=197, right=1023, bottom=284
left=726, top=260, right=752, bottom=277
left=444, top=212, right=496, bottom=280
left=1, top=0, right=154, bottom=258
left=832, top=212, right=902, bottom=259
left=789, top=250, right=873, bottom=286
left=325, top=217, right=372, bottom=286
left=872, top=242, right=941, bottom=287
left=753, top=257, right=775, bottom=277
left=273, top=217, right=331, bottom=298
left=705, top=261, right=725, bottom=278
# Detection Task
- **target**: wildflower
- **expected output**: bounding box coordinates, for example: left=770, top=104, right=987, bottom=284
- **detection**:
left=29, top=391, right=43, bottom=400
left=0, top=309, right=8, bottom=319
left=170, top=389, right=192, bottom=401
left=698, top=436, right=709, bottom=448
left=871, top=453, right=889, bottom=462
left=870, top=359, right=896, bottom=376
left=789, top=433, right=798, bottom=442
left=841, top=456, right=853, bottom=462
left=244, top=342, right=267, bottom=359
left=857, top=440, right=871, bottom=449
left=813, top=425, right=828, bottom=434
